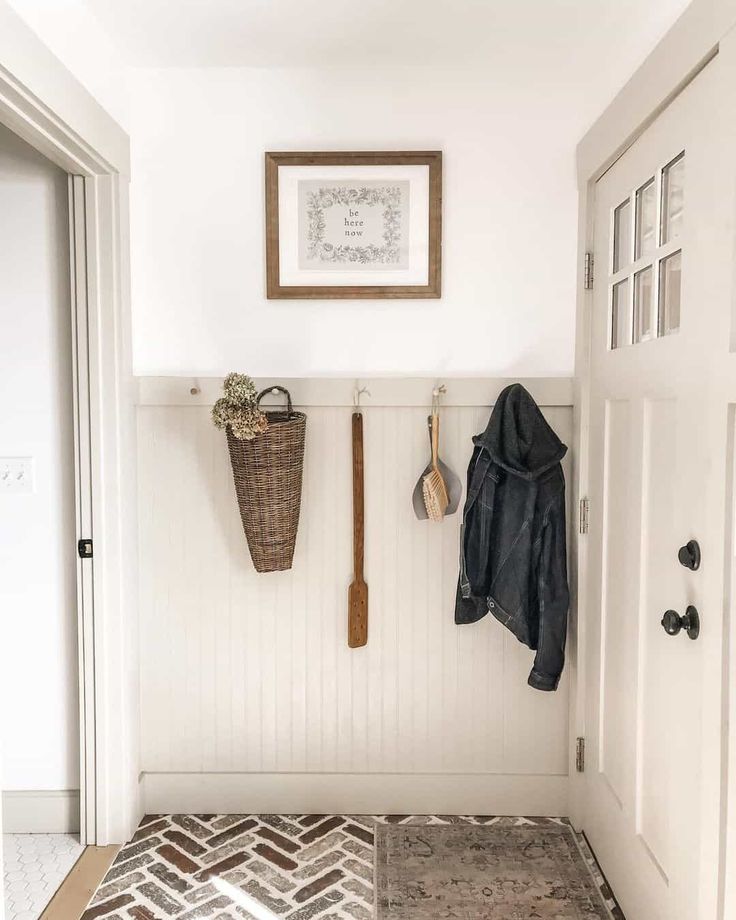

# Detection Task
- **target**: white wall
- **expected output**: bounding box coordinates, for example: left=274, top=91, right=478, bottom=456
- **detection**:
left=0, top=124, right=79, bottom=792
left=129, top=67, right=583, bottom=378
left=137, top=377, right=572, bottom=815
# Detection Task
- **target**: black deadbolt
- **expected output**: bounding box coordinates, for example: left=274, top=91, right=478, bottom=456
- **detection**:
left=661, top=605, right=700, bottom=640
left=678, top=540, right=701, bottom=571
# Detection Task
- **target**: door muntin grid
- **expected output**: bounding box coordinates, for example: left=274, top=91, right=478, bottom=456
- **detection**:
left=608, top=151, right=684, bottom=350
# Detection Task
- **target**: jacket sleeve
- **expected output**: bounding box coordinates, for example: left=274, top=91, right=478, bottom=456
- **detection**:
left=528, top=486, right=569, bottom=691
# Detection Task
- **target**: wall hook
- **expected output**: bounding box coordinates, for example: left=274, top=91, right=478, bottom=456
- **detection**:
left=189, top=379, right=201, bottom=396
left=354, top=383, right=371, bottom=409
left=432, top=383, right=447, bottom=411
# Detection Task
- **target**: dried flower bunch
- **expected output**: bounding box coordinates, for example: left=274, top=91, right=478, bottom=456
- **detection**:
left=212, top=373, right=268, bottom=440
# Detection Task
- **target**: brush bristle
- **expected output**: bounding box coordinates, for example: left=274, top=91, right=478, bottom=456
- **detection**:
left=423, top=468, right=449, bottom=521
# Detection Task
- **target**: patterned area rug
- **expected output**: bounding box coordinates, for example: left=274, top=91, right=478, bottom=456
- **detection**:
left=376, top=823, right=614, bottom=920
left=81, top=816, right=622, bottom=920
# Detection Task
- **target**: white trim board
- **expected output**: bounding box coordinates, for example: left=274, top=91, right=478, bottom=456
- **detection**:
left=141, top=773, right=568, bottom=817
left=575, top=0, right=732, bottom=183
left=0, top=17, right=140, bottom=846
left=0, top=3, right=129, bottom=177
left=136, top=376, right=574, bottom=409
left=2, top=790, right=80, bottom=834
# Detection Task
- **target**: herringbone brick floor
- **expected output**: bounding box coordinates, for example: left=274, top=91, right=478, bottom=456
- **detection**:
left=81, top=815, right=622, bottom=920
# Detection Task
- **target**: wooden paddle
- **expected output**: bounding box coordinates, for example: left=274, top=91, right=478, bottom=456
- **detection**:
left=348, top=411, right=368, bottom=648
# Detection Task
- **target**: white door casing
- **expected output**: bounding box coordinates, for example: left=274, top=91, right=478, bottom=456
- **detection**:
left=580, top=48, right=735, bottom=920
left=0, top=8, right=139, bottom=844
left=68, top=175, right=97, bottom=844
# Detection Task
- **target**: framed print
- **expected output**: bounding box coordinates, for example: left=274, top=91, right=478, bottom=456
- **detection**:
left=265, top=151, right=442, bottom=299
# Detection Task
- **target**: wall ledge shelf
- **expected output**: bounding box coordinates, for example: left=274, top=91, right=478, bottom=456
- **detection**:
left=136, top=376, right=575, bottom=409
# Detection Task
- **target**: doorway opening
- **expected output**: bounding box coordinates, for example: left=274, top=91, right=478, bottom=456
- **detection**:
left=0, top=120, right=87, bottom=920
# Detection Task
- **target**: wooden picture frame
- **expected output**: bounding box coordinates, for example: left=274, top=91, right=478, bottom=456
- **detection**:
left=265, top=151, right=442, bottom=299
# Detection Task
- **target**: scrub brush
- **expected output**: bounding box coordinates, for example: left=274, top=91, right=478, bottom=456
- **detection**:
left=422, top=410, right=449, bottom=521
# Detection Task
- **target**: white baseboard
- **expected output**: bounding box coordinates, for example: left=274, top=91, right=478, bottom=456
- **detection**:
left=2, top=790, right=80, bottom=833
left=142, top=773, right=568, bottom=816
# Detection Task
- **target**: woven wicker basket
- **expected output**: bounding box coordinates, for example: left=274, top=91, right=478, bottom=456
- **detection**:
left=226, top=386, right=306, bottom=573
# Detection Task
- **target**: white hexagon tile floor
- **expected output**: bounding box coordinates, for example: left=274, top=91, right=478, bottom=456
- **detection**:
left=3, top=833, right=84, bottom=920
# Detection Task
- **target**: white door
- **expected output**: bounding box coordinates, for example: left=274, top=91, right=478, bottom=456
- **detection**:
left=583, top=57, right=726, bottom=920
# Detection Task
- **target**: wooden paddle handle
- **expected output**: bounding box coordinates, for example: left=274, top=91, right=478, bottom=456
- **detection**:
left=349, top=412, right=368, bottom=648
left=352, top=412, right=364, bottom=579
left=431, top=411, right=440, bottom=469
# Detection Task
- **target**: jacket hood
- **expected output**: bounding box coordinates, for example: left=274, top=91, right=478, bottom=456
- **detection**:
left=475, top=384, right=567, bottom=481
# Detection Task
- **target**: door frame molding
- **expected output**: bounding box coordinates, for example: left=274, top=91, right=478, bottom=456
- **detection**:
left=0, top=8, right=139, bottom=844
left=573, top=1, right=736, bottom=917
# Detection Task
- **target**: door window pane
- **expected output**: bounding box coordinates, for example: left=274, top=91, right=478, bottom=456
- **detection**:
left=635, top=179, right=656, bottom=260
left=633, top=267, right=654, bottom=343
left=613, top=199, right=631, bottom=272
left=659, top=250, right=682, bottom=336
left=661, top=153, right=684, bottom=244
left=611, top=278, right=629, bottom=349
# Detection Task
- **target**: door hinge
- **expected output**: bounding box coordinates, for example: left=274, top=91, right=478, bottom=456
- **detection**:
left=579, top=498, right=589, bottom=535
left=576, top=737, right=585, bottom=773
left=78, top=538, right=93, bottom=559
left=584, top=252, right=594, bottom=289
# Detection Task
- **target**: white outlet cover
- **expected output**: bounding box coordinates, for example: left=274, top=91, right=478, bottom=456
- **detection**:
left=0, top=457, right=35, bottom=494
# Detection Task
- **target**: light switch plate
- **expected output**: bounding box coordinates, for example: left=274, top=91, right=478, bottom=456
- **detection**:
left=0, top=458, right=35, bottom=494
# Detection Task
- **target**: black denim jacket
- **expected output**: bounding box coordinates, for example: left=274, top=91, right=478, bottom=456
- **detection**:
left=455, top=384, right=569, bottom=691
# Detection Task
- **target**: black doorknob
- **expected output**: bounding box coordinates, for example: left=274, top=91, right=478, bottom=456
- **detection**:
left=661, top=606, right=700, bottom=640
left=678, top=540, right=701, bottom=571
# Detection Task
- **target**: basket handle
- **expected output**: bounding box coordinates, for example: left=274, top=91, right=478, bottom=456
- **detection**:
left=257, top=386, right=293, bottom=415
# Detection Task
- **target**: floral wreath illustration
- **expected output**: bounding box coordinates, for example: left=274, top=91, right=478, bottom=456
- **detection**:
left=305, top=186, right=403, bottom=264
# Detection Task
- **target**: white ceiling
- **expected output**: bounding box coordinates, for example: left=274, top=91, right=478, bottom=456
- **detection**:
left=88, top=0, right=692, bottom=76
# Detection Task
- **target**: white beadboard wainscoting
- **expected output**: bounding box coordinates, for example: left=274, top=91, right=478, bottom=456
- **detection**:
left=136, top=377, right=574, bottom=815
